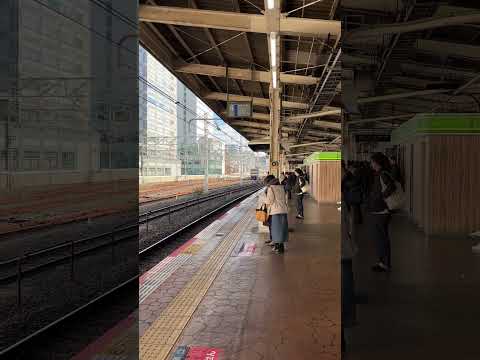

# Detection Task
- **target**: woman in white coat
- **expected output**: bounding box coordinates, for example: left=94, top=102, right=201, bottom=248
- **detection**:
left=264, top=176, right=289, bottom=254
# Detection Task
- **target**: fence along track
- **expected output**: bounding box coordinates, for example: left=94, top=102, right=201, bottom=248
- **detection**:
left=0, top=183, right=262, bottom=309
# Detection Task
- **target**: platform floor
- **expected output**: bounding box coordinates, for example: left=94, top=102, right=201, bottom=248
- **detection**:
left=344, top=212, right=480, bottom=360
left=138, top=192, right=340, bottom=360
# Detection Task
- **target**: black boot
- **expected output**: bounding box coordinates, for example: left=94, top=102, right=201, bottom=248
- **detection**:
left=277, top=243, right=284, bottom=254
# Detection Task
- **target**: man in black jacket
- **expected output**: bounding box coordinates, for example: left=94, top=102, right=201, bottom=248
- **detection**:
left=286, top=172, right=296, bottom=200
left=367, top=153, right=397, bottom=272
left=293, top=168, right=306, bottom=219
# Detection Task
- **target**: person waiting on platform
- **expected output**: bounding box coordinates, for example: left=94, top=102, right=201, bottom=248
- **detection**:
left=264, top=176, right=289, bottom=254
left=286, top=172, right=296, bottom=200
left=280, top=172, right=288, bottom=187
left=261, top=175, right=276, bottom=245
left=367, top=152, right=396, bottom=272
left=292, top=168, right=306, bottom=219
left=341, top=199, right=358, bottom=353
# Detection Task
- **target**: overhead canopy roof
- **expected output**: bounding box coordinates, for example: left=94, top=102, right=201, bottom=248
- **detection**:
left=139, top=0, right=342, bottom=157
left=342, top=0, right=480, bottom=134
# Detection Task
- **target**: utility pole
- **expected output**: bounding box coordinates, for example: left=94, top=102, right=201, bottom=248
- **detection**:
left=188, top=115, right=217, bottom=193
left=204, top=131, right=209, bottom=192
left=240, top=150, right=244, bottom=185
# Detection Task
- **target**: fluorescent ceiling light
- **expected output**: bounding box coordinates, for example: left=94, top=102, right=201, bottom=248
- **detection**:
left=267, top=0, right=275, bottom=10
left=270, top=33, right=276, bottom=67
left=272, top=71, right=278, bottom=88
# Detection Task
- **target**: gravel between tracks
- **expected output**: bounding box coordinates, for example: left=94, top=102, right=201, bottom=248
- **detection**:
left=0, top=183, right=260, bottom=354
left=139, top=184, right=259, bottom=251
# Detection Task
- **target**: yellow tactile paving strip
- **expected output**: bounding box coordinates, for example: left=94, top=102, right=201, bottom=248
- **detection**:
left=140, top=207, right=254, bottom=360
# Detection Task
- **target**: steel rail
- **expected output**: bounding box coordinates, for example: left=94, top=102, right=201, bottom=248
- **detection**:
left=0, top=184, right=263, bottom=356
left=140, top=185, right=262, bottom=255
left=0, top=183, right=261, bottom=284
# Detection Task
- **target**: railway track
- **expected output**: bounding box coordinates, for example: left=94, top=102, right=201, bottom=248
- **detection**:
left=0, top=182, right=263, bottom=356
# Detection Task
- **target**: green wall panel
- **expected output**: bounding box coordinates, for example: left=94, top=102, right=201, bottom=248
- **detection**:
left=391, top=113, right=480, bottom=144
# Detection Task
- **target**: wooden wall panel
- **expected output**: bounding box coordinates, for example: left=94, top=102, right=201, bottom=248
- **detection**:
left=310, top=161, right=340, bottom=203
left=402, top=144, right=413, bottom=217
left=413, top=139, right=426, bottom=229
left=426, top=135, right=480, bottom=235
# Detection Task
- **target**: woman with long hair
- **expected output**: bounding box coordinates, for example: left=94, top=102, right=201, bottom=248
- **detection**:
left=367, top=152, right=396, bottom=272
left=264, top=176, right=289, bottom=254
left=261, top=175, right=276, bottom=245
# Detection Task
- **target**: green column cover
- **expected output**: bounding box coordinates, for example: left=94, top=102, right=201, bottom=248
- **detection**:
left=304, top=151, right=341, bottom=164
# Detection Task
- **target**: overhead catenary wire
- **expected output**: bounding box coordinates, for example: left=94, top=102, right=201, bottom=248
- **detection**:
left=27, top=0, right=256, bottom=152
left=138, top=76, right=250, bottom=147
left=30, top=0, right=138, bottom=58
left=175, top=27, right=269, bottom=70
left=284, top=0, right=327, bottom=17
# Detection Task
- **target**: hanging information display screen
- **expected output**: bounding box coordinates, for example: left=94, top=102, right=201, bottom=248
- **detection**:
left=227, top=101, right=252, bottom=118
left=355, top=134, right=391, bottom=142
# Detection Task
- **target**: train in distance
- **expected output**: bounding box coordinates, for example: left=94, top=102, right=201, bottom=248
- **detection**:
left=249, top=168, right=266, bottom=180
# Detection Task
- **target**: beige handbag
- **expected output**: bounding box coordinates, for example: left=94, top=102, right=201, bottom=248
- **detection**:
left=256, top=204, right=268, bottom=223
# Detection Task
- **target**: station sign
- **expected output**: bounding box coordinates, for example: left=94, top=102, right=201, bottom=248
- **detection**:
left=187, top=346, right=222, bottom=359
left=227, top=101, right=252, bottom=118
left=237, top=241, right=256, bottom=257
left=173, top=346, right=223, bottom=360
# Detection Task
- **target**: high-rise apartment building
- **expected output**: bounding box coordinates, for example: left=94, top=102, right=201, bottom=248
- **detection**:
left=1, top=0, right=138, bottom=190
left=176, top=82, right=197, bottom=145
left=176, top=82, right=197, bottom=175
left=2, top=0, right=94, bottom=188
left=139, top=46, right=180, bottom=177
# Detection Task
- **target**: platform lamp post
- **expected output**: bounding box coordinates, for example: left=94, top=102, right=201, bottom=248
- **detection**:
left=188, top=116, right=220, bottom=193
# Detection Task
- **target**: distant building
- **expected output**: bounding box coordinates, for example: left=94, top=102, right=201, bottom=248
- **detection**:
left=176, top=81, right=197, bottom=175
left=176, top=82, right=197, bottom=144
left=1, top=0, right=139, bottom=190
left=1, top=0, right=100, bottom=188
left=255, top=153, right=269, bottom=172
left=224, top=144, right=241, bottom=175
left=139, top=46, right=181, bottom=177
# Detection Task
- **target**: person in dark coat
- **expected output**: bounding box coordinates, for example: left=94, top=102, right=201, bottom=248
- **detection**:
left=292, top=168, right=306, bottom=219
left=367, top=153, right=396, bottom=272
left=286, top=171, right=296, bottom=200
left=345, top=163, right=363, bottom=225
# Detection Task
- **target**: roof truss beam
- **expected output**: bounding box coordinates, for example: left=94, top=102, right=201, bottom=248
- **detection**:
left=285, top=108, right=341, bottom=121
left=175, top=63, right=320, bottom=85
left=204, top=92, right=309, bottom=109
left=284, top=118, right=341, bottom=130
left=139, top=5, right=341, bottom=38
left=189, top=0, right=244, bottom=95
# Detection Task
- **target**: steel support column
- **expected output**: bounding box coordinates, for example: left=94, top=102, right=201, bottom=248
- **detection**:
left=269, top=87, right=281, bottom=177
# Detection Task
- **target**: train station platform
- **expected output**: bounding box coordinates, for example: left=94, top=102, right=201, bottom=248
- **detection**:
left=76, top=190, right=340, bottom=360
left=344, top=212, right=480, bottom=360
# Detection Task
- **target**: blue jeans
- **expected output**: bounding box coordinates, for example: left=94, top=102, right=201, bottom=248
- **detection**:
left=370, top=213, right=392, bottom=267
left=296, top=194, right=304, bottom=217
left=267, top=216, right=272, bottom=241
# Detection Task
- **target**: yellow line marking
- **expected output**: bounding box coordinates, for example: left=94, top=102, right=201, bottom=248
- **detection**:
left=140, top=207, right=253, bottom=360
